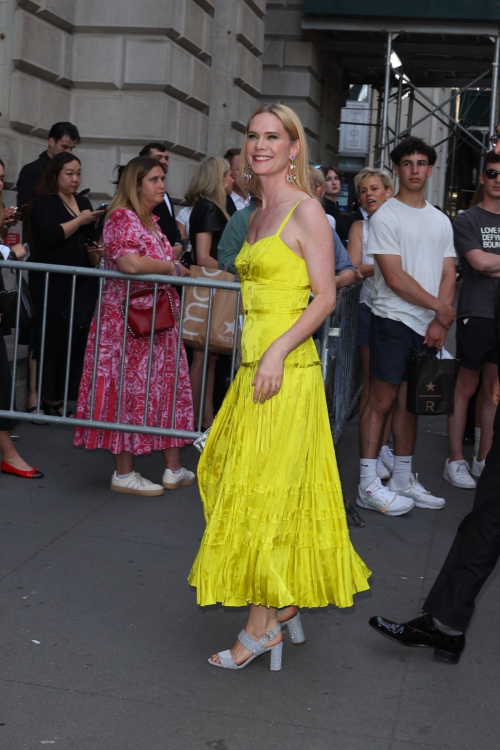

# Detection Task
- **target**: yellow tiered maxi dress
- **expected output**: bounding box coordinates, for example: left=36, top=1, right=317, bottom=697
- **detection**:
left=188, top=203, right=371, bottom=609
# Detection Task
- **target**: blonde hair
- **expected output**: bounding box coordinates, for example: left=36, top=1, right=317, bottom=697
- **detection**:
left=240, top=104, right=313, bottom=199
left=106, top=156, right=163, bottom=231
left=185, top=156, right=230, bottom=219
left=354, top=167, right=393, bottom=196
left=308, top=166, right=325, bottom=189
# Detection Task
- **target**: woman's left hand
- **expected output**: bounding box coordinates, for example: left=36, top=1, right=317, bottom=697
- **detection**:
left=252, top=343, right=286, bottom=404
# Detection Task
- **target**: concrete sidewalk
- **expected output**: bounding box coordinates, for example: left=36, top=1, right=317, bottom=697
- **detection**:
left=1, top=414, right=499, bottom=750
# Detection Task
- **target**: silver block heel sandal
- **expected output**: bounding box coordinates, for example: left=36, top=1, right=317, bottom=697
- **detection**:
left=208, top=623, right=283, bottom=671
left=280, top=612, right=306, bottom=645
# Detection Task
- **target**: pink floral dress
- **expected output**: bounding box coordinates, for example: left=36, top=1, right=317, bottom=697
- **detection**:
left=74, top=208, right=194, bottom=454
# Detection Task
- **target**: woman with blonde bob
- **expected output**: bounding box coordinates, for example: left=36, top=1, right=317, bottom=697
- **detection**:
left=74, top=157, right=195, bottom=497
left=347, top=167, right=394, bottom=476
left=189, top=103, right=370, bottom=671
left=188, top=155, right=233, bottom=428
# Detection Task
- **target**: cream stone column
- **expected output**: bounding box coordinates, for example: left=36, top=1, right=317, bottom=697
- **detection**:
left=262, top=1, right=343, bottom=165
left=207, top=0, right=265, bottom=156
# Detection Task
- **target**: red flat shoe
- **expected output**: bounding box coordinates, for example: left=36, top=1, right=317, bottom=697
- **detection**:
left=1, top=460, right=44, bottom=479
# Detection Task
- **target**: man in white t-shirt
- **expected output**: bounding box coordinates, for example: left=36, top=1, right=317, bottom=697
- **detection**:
left=357, top=136, right=456, bottom=516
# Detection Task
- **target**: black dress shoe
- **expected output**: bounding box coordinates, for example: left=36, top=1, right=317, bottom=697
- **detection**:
left=368, top=612, right=465, bottom=664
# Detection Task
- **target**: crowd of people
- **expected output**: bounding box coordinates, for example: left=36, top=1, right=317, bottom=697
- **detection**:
left=2, top=108, right=500, bottom=668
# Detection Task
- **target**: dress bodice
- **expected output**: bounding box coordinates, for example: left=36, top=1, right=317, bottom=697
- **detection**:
left=235, top=201, right=320, bottom=367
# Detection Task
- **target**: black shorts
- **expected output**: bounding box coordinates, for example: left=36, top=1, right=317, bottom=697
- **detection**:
left=369, top=315, right=433, bottom=385
left=456, top=316, right=498, bottom=371
left=357, top=303, right=371, bottom=347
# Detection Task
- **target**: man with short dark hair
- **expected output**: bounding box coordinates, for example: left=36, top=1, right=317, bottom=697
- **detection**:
left=444, top=151, right=500, bottom=489
left=139, top=142, right=182, bottom=254
left=224, top=147, right=250, bottom=215
left=356, top=136, right=456, bottom=516
left=16, top=122, right=80, bottom=209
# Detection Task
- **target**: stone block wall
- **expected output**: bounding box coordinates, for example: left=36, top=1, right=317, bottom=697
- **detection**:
left=0, top=0, right=266, bottom=203
left=261, top=1, right=342, bottom=165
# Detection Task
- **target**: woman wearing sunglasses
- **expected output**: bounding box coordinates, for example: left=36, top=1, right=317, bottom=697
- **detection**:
left=445, top=151, right=500, bottom=490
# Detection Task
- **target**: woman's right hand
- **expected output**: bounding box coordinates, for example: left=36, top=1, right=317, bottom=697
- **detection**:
left=10, top=243, right=26, bottom=260
left=1, top=207, right=17, bottom=226
left=178, top=264, right=190, bottom=277
left=79, top=209, right=105, bottom=226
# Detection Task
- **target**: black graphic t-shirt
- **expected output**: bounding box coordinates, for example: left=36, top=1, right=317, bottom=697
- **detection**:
left=453, top=205, right=500, bottom=319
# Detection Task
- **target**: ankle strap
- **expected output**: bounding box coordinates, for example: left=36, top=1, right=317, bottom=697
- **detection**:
left=237, top=623, right=281, bottom=653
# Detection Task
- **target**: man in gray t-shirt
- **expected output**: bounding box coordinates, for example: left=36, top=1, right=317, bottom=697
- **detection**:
left=445, top=153, right=500, bottom=489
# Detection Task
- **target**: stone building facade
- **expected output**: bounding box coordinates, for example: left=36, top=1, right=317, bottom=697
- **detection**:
left=0, top=0, right=343, bottom=204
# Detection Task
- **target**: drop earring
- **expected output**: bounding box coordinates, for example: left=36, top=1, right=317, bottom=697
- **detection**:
left=243, top=163, right=254, bottom=180
left=286, top=154, right=297, bottom=184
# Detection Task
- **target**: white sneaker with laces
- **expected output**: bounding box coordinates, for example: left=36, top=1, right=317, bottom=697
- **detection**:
left=471, top=455, right=485, bottom=478
left=110, top=471, right=164, bottom=496
left=356, top=477, right=414, bottom=516
left=162, top=466, right=196, bottom=490
left=379, top=445, right=395, bottom=473
left=376, top=455, right=390, bottom=480
left=443, top=459, right=476, bottom=489
left=388, top=474, right=445, bottom=510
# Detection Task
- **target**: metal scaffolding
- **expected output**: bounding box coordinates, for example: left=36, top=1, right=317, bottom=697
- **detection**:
left=302, top=11, right=500, bottom=210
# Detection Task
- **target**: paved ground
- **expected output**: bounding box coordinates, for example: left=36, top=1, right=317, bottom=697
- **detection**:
left=1, top=405, right=499, bottom=750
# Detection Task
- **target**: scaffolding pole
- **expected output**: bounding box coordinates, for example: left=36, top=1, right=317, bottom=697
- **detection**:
left=394, top=73, right=403, bottom=148
left=379, top=31, right=393, bottom=168
left=489, top=35, right=500, bottom=138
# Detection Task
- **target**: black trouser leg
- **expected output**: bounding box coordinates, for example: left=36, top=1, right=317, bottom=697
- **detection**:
left=424, top=419, right=500, bottom=632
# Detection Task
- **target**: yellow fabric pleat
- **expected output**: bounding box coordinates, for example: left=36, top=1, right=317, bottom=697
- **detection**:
left=188, top=210, right=371, bottom=608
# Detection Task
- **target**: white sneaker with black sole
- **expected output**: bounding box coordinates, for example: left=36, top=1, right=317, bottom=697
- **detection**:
left=471, top=455, right=485, bottom=478
left=443, top=459, right=476, bottom=489
left=388, top=474, right=445, bottom=510
left=356, top=477, right=414, bottom=516
left=162, top=467, right=196, bottom=490
left=110, top=471, right=164, bottom=497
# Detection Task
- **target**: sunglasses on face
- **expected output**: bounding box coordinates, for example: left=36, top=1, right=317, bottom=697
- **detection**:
left=490, top=134, right=500, bottom=146
left=484, top=168, right=500, bottom=179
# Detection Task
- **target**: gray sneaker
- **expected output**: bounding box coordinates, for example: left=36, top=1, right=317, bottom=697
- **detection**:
left=356, top=477, right=414, bottom=516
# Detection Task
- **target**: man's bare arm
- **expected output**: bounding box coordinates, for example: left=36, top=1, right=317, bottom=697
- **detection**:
left=374, top=254, right=455, bottom=329
left=465, top=248, right=500, bottom=274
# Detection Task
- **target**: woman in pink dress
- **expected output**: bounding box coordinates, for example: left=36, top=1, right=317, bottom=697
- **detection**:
left=74, top=157, right=195, bottom=497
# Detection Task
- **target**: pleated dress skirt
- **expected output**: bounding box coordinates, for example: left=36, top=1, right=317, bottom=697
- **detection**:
left=188, top=204, right=371, bottom=609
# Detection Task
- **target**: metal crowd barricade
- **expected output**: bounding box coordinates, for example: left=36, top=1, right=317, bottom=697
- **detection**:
left=0, top=259, right=241, bottom=439
left=320, top=280, right=365, bottom=526
left=2, top=263, right=364, bottom=522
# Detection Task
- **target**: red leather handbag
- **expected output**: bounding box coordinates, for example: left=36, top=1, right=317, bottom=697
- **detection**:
left=120, top=286, right=176, bottom=338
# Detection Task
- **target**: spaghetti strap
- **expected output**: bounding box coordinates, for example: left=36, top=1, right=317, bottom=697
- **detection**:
left=276, top=200, right=307, bottom=237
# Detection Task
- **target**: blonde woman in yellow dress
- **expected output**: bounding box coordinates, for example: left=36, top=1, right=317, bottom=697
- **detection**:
left=189, top=103, right=371, bottom=671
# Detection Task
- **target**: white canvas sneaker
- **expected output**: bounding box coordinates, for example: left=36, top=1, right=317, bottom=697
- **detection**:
left=388, top=474, right=445, bottom=510
left=443, top=459, right=476, bottom=489
left=356, top=477, right=414, bottom=516
left=162, top=467, right=196, bottom=490
left=471, top=455, right=485, bottom=478
left=110, top=471, right=164, bottom=497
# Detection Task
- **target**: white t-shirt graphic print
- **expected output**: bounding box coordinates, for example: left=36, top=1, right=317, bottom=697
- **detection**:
left=367, top=197, right=456, bottom=336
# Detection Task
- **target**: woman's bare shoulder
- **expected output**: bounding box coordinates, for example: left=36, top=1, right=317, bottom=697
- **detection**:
left=294, top=196, right=328, bottom=223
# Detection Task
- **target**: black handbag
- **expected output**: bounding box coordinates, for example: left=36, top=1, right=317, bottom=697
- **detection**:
left=0, top=275, right=36, bottom=328
left=406, top=348, right=459, bottom=416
